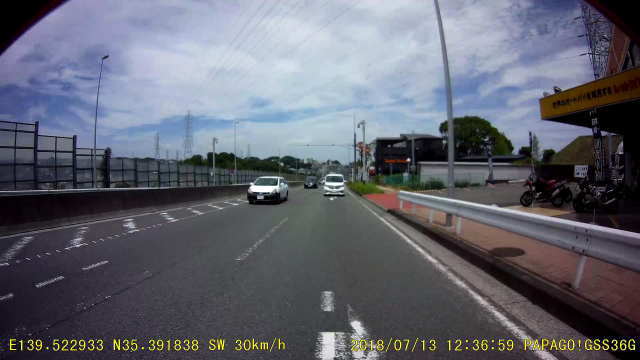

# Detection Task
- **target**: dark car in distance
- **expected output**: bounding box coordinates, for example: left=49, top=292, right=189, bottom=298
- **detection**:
left=304, top=176, right=318, bottom=189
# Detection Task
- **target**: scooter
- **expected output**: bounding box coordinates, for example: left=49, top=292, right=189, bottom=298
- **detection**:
left=520, top=175, right=572, bottom=207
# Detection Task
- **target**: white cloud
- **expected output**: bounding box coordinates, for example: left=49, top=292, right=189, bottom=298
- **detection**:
left=0, top=0, right=595, bottom=159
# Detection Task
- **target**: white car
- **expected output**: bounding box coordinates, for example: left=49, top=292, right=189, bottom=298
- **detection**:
left=323, top=174, right=345, bottom=196
left=247, top=176, right=289, bottom=204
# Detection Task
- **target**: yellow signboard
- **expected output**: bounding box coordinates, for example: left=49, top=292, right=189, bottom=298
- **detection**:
left=539, top=67, right=640, bottom=120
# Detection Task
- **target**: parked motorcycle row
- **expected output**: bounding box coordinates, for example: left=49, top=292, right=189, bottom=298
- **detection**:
left=519, top=175, right=628, bottom=213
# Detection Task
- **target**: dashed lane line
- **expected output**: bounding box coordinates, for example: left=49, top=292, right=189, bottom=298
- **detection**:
left=0, top=293, right=14, bottom=302
left=236, top=218, right=289, bottom=261
left=0, top=195, right=249, bottom=240
left=81, top=260, right=109, bottom=271
left=223, top=201, right=239, bottom=206
left=1, top=198, right=247, bottom=267
left=320, top=291, right=334, bottom=312
left=34, top=275, right=65, bottom=289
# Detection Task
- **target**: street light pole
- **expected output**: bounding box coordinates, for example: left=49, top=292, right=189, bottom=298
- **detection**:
left=433, top=0, right=455, bottom=226
left=212, top=137, right=218, bottom=186
left=411, top=131, right=416, bottom=176
left=93, top=54, right=109, bottom=188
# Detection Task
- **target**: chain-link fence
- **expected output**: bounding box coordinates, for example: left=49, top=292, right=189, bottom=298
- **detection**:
left=0, top=120, right=302, bottom=190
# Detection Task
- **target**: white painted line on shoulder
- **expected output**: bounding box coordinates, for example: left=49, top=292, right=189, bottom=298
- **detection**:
left=236, top=218, right=289, bottom=261
left=0, top=236, right=34, bottom=263
left=208, top=205, right=223, bottom=210
left=320, top=291, right=334, bottom=312
left=25, top=258, right=31, bottom=261
left=356, top=199, right=558, bottom=360
left=0, top=262, right=9, bottom=267
left=82, top=260, right=109, bottom=271
left=35, top=275, right=65, bottom=288
left=223, top=201, right=239, bottom=206
left=0, top=293, right=14, bottom=301
left=189, top=208, right=204, bottom=215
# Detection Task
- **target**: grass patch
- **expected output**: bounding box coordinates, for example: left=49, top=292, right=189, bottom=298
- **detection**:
left=347, top=182, right=384, bottom=195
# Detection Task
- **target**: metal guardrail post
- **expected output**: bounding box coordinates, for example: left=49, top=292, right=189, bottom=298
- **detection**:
left=103, top=148, right=111, bottom=188
left=72, top=135, right=77, bottom=188
left=399, top=200, right=404, bottom=209
left=573, top=255, right=588, bottom=289
left=33, top=121, right=39, bottom=189
left=193, top=166, right=196, bottom=187
left=455, top=216, right=462, bottom=235
left=134, top=158, right=139, bottom=187
left=429, top=209, right=434, bottom=224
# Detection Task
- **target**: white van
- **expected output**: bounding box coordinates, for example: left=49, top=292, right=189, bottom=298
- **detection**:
left=323, top=173, right=345, bottom=196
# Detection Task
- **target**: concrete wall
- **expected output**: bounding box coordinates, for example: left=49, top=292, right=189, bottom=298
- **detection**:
left=419, top=162, right=530, bottom=184
left=0, top=182, right=302, bottom=236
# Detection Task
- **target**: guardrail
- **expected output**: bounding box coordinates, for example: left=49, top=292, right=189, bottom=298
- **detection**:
left=397, top=191, right=640, bottom=289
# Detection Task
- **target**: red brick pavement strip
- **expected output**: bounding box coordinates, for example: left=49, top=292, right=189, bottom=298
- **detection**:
left=364, top=192, right=640, bottom=327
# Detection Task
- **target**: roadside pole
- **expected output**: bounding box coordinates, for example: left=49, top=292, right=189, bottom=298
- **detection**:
left=434, top=0, right=455, bottom=226
left=212, top=137, right=218, bottom=186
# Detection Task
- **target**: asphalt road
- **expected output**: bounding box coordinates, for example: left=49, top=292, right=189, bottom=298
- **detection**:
left=0, top=187, right=583, bottom=359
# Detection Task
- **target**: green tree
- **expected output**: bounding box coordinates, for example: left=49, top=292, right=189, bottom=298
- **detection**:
left=542, top=149, right=556, bottom=163
left=518, top=146, right=531, bottom=157
left=439, top=116, right=514, bottom=157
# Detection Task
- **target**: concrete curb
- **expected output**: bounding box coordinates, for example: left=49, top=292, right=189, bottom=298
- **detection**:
left=355, top=191, right=640, bottom=337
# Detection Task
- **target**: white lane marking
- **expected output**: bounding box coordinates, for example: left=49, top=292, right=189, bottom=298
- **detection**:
left=236, top=218, right=288, bottom=261
left=0, top=236, right=34, bottom=262
left=188, top=208, right=204, bottom=215
left=208, top=205, right=223, bottom=210
left=0, top=262, right=9, bottom=267
left=123, top=218, right=138, bottom=233
left=0, top=194, right=251, bottom=241
left=81, top=260, right=109, bottom=271
left=69, top=226, right=89, bottom=246
left=35, top=275, right=65, bottom=288
left=347, top=305, right=379, bottom=359
left=223, top=201, right=239, bottom=206
left=236, top=199, right=249, bottom=203
left=0, top=293, right=14, bottom=301
left=356, top=199, right=558, bottom=360
left=64, top=243, right=87, bottom=250
left=160, top=212, right=177, bottom=222
left=316, top=332, right=336, bottom=360
left=320, top=291, right=335, bottom=312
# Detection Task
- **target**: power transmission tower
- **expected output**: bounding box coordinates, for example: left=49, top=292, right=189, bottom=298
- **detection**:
left=154, top=132, right=160, bottom=159
left=580, top=3, right=612, bottom=79
left=183, top=111, right=193, bottom=159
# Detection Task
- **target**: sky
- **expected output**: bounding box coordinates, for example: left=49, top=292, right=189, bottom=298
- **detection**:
left=0, top=0, right=596, bottom=163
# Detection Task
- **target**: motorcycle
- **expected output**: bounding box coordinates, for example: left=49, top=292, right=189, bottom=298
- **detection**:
left=519, top=176, right=572, bottom=207
left=573, top=177, right=627, bottom=213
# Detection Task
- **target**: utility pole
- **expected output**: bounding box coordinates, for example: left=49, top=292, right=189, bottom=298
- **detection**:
left=212, top=137, right=218, bottom=186
left=357, top=120, right=366, bottom=182
left=278, top=148, right=281, bottom=177
left=434, top=0, right=455, bottom=226
left=166, top=149, right=169, bottom=160
left=353, top=113, right=357, bottom=182
left=93, top=54, right=109, bottom=188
